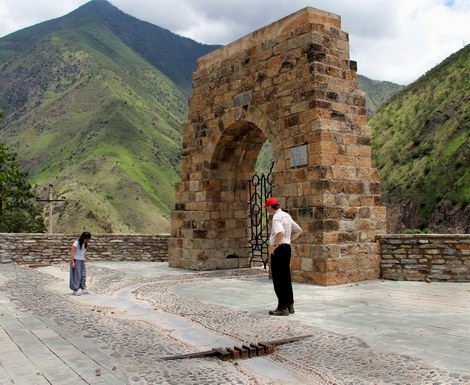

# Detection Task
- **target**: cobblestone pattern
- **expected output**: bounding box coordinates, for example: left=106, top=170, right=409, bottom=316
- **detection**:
left=0, top=233, right=169, bottom=265
left=169, top=7, right=386, bottom=286
left=2, top=264, right=469, bottom=384
left=379, top=234, right=470, bottom=282
left=132, top=271, right=470, bottom=385
left=88, top=266, right=267, bottom=296
left=0, top=265, right=268, bottom=385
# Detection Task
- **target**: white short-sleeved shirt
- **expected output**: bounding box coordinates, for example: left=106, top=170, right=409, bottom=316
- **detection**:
left=72, top=240, right=87, bottom=260
left=269, top=209, right=302, bottom=245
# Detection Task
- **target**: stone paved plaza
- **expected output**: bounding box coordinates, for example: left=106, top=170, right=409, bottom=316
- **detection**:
left=1, top=262, right=469, bottom=384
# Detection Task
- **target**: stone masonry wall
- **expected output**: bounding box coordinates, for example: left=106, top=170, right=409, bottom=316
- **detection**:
left=169, top=7, right=386, bottom=285
left=0, top=234, right=170, bottom=265
left=379, top=234, right=470, bottom=282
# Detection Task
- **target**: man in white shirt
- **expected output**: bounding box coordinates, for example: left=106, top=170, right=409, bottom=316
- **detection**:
left=263, top=197, right=303, bottom=316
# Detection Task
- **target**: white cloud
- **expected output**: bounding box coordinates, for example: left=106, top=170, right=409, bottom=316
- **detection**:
left=350, top=0, right=470, bottom=82
left=0, top=0, right=468, bottom=84
left=0, top=0, right=84, bottom=35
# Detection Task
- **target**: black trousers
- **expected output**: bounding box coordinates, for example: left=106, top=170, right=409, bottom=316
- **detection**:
left=271, top=244, right=294, bottom=309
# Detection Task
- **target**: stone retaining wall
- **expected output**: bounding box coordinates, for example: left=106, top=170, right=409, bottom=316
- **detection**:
left=0, top=234, right=170, bottom=265
left=3, top=233, right=469, bottom=282
left=378, top=234, right=470, bottom=282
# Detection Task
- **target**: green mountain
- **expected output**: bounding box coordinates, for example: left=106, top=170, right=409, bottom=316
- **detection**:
left=2, top=0, right=457, bottom=235
left=0, top=0, right=216, bottom=233
left=357, top=75, right=404, bottom=116
left=0, top=0, right=216, bottom=94
left=370, top=44, right=470, bottom=233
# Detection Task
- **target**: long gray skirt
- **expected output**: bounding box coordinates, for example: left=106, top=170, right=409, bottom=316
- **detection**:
left=70, top=260, right=86, bottom=291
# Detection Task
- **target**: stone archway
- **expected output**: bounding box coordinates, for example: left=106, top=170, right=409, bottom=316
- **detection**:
left=169, top=7, right=387, bottom=285
left=170, top=107, right=277, bottom=270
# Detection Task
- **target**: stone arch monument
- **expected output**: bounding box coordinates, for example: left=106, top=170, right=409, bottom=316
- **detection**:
left=168, top=7, right=387, bottom=285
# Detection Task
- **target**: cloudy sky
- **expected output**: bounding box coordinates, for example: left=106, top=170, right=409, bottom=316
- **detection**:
left=0, top=0, right=468, bottom=84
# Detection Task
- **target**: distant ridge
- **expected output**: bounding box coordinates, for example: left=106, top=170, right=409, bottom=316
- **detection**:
left=0, top=0, right=218, bottom=94
left=357, top=75, right=403, bottom=116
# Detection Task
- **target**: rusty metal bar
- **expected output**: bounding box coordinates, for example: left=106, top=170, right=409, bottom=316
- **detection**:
left=258, top=342, right=275, bottom=354
left=242, top=344, right=257, bottom=358
left=160, top=335, right=312, bottom=361
left=259, top=335, right=313, bottom=346
left=234, top=346, right=249, bottom=359
left=160, top=350, right=218, bottom=361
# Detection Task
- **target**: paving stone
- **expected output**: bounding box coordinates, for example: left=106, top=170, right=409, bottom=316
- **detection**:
left=1, top=262, right=469, bottom=385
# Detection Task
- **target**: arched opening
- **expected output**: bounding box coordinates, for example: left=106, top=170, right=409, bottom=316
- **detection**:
left=255, top=141, right=274, bottom=175
left=250, top=140, right=274, bottom=267
left=210, top=121, right=268, bottom=181
left=207, top=120, right=268, bottom=265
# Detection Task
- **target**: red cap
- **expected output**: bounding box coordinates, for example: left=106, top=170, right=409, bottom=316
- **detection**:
left=263, top=197, right=279, bottom=208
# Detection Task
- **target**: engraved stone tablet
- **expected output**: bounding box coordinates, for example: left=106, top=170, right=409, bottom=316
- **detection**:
left=290, top=145, right=308, bottom=168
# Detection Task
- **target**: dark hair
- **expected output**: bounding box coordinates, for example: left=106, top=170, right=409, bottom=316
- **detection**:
left=78, top=231, right=91, bottom=250
left=271, top=204, right=280, bottom=210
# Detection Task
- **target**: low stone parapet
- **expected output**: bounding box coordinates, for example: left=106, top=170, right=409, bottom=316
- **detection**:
left=0, top=233, right=170, bottom=265
left=378, top=234, right=470, bottom=282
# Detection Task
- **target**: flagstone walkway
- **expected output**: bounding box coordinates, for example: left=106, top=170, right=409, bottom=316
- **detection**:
left=0, top=262, right=469, bottom=384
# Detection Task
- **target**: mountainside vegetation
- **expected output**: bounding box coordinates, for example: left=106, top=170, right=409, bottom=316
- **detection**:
left=0, top=0, right=216, bottom=233
left=2, top=0, right=464, bottom=234
left=0, top=141, right=46, bottom=232
left=370, top=44, right=470, bottom=233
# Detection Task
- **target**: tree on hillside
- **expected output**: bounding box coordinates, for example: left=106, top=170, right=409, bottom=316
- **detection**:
left=0, top=141, right=46, bottom=233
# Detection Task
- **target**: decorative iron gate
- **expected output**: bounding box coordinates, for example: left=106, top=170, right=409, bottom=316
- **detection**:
left=248, top=163, right=274, bottom=268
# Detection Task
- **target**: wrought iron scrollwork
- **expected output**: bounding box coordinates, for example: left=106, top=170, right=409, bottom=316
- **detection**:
left=248, top=162, right=274, bottom=268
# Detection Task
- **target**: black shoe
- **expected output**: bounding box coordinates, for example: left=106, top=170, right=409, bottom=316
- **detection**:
left=288, top=304, right=295, bottom=314
left=269, top=308, right=289, bottom=316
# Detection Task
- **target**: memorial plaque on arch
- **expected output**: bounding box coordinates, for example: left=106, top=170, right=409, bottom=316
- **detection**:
left=290, top=145, right=308, bottom=168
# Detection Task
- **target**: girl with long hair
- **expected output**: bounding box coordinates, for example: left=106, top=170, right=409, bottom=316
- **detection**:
left=69, top=231, right=91, bottom=295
